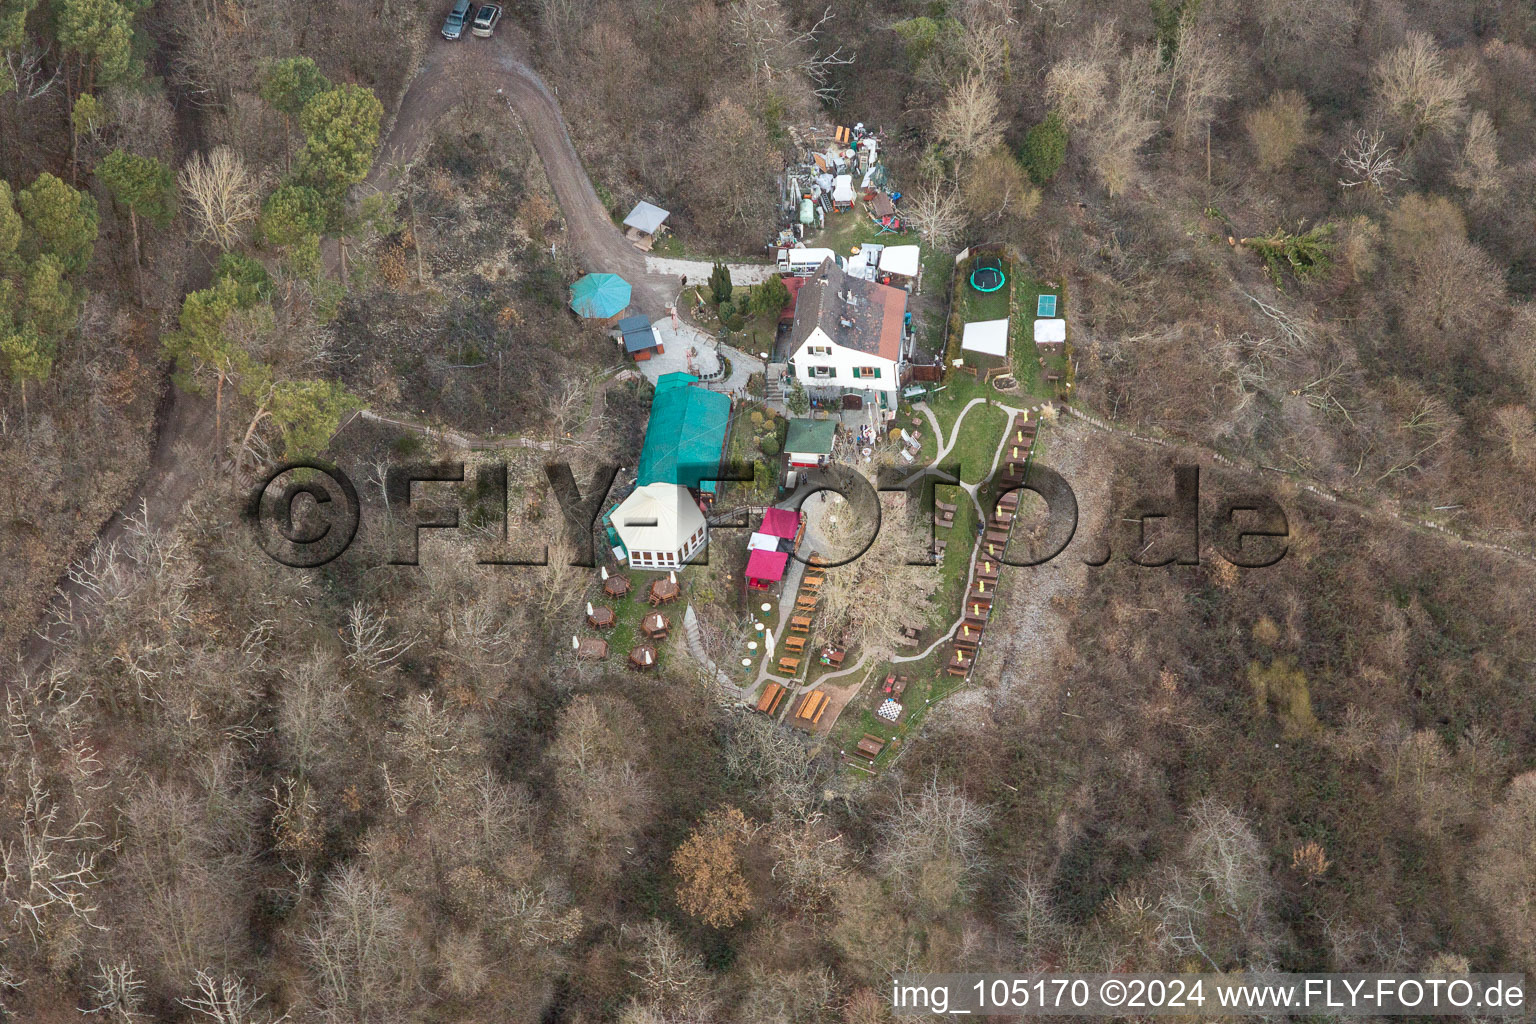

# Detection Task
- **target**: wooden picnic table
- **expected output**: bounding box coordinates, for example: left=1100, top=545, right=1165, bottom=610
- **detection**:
left=789, top=615, right=812, bottom=634
left=587, top=606, right=616, bottom=629
left=647, top=578, right=681, bottom=605
left=576, top=637, right=608, bottom=661
left=820, top=646, right=846, bottom=668
left=628, top=644, right=658, bottom=670
left=603, top=575, right=632, bottom=597
left=641, top=612, right=670, bottom=639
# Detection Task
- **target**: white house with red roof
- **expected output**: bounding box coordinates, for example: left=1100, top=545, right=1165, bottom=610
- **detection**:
left=786, top=258, right=907, bottom=411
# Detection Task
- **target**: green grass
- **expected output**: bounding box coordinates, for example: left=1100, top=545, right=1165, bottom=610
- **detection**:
left=952, top=403, right=1008, bottom=484
left=830, top=647, right=971, bottom=773
left=926, top=485, right=977, bottom=634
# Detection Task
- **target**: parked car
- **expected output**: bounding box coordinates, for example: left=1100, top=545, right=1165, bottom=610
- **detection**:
left=441, top=0, right=473, bottom=40
left=471, top=3, right=501, bottom=37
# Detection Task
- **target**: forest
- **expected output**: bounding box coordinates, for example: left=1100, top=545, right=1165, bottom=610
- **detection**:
left=3, top=0, right=1536, bottom=1021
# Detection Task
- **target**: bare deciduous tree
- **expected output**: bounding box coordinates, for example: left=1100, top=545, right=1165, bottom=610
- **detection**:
left=875, top=777, right=989, bottom=910
left=1044, top=23, right=1118, bottom=128
left=1337, top=128, right=1404, bottom=193
left=901, top=174, right=967, bottom=255
left=181, top=147, right=261, bottom=248
left=1245, top=90, right=1312, bottom=171
left=301, top=866, right=407, bottom=1023
left=932, top=72, right=1004, bottom=172
left=1372, top=31, right=1472, bottom=143
left=86, top=960, right=148, bottom=1022
left=1451, top=110, right=1502, bottom=200
left=179, top=970, right=288, bottom=1024
left=727, top=0, right=852, bottom=101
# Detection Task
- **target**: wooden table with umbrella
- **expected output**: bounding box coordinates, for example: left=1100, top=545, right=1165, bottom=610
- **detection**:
left=646, top=573, right=681, bottom=606
left=641, top=612, right=670, bottom=640
left=586, top=602, right=615, bottom=629
left=628, top=644, right=658, bottom=670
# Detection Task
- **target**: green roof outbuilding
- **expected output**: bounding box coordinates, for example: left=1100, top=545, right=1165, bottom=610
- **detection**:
left=637, top=373, right=731, bottom=493
left=784, top=418, right=837, bottom=456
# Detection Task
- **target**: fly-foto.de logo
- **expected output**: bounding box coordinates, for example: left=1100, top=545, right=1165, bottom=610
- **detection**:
left=247, top=459, right=1289, bottom=571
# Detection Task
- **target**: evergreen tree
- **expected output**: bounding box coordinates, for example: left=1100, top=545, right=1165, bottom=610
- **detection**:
left=56, top=0, right=134, bottom=92
left=259, top=183, right=327, bottom=275
left=260, top=56, right=332, bottom=168
left=296, top=84, right=384, bottom=199
left=0, top=182, right=20, bottom=269
left=17, top=173, right=99, bottom=273
left=24, top=255, right=76, bottom=339
left=97, top=149, right=175, bottom=300
left=1020, top=111, right=1067, bottom=185
left=0, top=321, right=52, bottom=430
left=750, top=273, right=790, bottom=317
left=709, top=261, right=733, bottom=305
left=215, top=251, right=273, bottom=307
left=163, top=276, right=251, bottom=435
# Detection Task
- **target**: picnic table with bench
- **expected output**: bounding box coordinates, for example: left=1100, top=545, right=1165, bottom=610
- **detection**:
left=789, top=615, right=812, bottom=634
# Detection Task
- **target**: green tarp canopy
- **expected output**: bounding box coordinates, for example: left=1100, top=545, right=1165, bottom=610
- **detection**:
left=569, top=273, right=632, bottom=318
left=784, top=418, right=836, bottom=456
left=637, top=373, right=731, bottom=494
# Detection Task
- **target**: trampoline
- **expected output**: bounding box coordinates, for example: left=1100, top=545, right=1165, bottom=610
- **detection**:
left=969, top=256, right=1006, bottom=293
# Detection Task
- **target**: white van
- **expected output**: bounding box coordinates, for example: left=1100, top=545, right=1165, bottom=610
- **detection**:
left=777, top=247, right=842, bottom=277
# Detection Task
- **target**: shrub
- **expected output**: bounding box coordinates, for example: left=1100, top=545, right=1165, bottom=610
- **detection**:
left=760, top=436, right=780, bottom=456
left=1020, top=111, right=1067, bottom=185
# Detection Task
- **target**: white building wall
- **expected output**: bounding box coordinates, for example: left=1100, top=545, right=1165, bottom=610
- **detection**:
left=791, top=326, right=899, bottom=397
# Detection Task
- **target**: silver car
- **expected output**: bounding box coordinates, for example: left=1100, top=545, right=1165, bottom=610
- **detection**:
left=471, top=3, right=501, bottom=37
left=441, top=0, right=472, bottom=40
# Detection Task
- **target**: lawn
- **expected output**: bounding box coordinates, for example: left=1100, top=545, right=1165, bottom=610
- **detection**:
left=830, top=646, right=972, bottom=775
left=951, top=402, right=1008, bottom=484
left=926, top=483, right=977, bottom=634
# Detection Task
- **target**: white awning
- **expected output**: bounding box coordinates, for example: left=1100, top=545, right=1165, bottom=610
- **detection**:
left=961, top=318, right=1010, bottom=358
left=878, top=244, right=920, bottom=278
left=747, top=532, right=779, bottom=551
left=1034, top=318, right=1066, bottom=345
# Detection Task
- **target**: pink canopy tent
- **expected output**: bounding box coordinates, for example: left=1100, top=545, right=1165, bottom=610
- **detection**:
left=745, top=549, right=789, bottom=590
left=760, top=508, right=800, bottom=540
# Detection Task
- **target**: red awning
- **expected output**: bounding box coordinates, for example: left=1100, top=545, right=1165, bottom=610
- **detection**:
left=745, top=548, right=789, bottom=584
left=760, top=508, right=800, bottom=539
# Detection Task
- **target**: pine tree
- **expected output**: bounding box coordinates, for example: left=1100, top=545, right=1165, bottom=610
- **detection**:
left=0, top=321, right=53, bottom=432
left=17, top=173, right=98, bottom=273
left=749, top=273, right=790, bottom=317
left=97, top=149, right=175, bottom=302
left=296, top=84, right=384, bottom=199
left=260, top=57, right=332, bottom=170
left=259, top=184, right=327, bottom=275
left=163, top=276, right=251, bottom=436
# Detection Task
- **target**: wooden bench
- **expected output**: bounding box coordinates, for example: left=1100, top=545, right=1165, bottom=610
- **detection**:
left=789, top=616, right=812, bottom=634
left=777, top=656, right=801, bottom=675
left=795, top=595, right=819, bottom=612
left=783, top=635, right=807, bottom=653
left=756, top=683, right=784, bottom=713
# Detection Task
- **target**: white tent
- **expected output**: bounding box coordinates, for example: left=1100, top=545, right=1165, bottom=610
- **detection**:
left=613, top=482, right=707, bottom=570
left=878, top=244, right=920, bottom=279
left=961, top=318, right=1010, bottom=358
left=1034, top=318, right=1066, bottom=346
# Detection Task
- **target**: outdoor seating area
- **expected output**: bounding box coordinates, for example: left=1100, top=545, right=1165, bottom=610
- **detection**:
left=756, top=682, right=788, bottom=715
left=602, top=572, right=631, bottom=597
left=793, top=691, right=830, bottom=728
left=647, top=577, right=681, bottom=606
left=641, top=612, right=670, bottom=640
left=574, top=636, right=608, bottom=661
left=586, top=603, right=616, bottom=630
left=629, top=645, right=658, bottom=670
